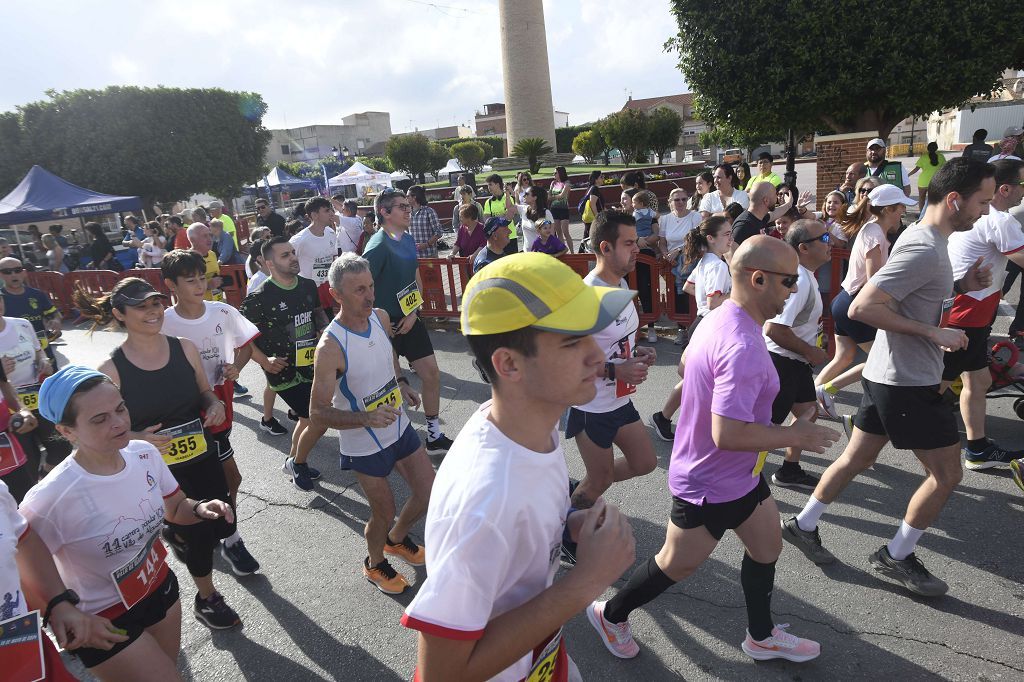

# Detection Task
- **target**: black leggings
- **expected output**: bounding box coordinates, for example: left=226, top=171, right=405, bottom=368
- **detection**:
left=166, top=453, right=235, bottom=577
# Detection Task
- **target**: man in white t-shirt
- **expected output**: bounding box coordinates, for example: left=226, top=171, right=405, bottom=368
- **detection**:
left=402, top=252, right=637, bottom=682
left=942, top=159, right=1024, bottom=470
left=160, top=250, right=262, bottom=577
left=290, top=197, right=339, bottom=312
left=334, top=197, right=365, bottom=254
left=565, top=212, right=656, bottom=542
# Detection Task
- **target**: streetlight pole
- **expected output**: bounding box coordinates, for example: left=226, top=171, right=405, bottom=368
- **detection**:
left=784, top=128, right=797, bottom=187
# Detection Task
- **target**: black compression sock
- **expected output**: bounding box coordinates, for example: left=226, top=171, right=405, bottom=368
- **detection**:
left=779, top=460, right=801, bottom=473
left=967, top=438, right=991, bottom=452
left=741, top=553, right=777, bottom=641
left=603, top=556, right=676, bottom=624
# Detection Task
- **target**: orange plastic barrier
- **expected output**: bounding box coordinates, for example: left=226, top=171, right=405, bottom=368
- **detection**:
left=218, top=265, right=248, bottom=309
left=26, top=271, right=73, bottom=319
left=417, top=258, right=473, bottom=318
left=122, top=269, right=171, bottom=297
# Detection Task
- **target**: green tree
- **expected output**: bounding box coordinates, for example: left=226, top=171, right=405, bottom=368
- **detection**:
left=386, top=134, right=437, bottom=183
left=556, top=124, right=593, bottom=153
left=436, top=136, right=505, bottom=159
left=511, top=137, right=554, bottom=175
left=646, top=107, right=683, bottom=164
left=667, top=1, right=1024, bottom=141
left=572, top=130, right=606, bottom=164
left=358, top=156, right=393, bottom=173
left=450, top=141, right=487, bottom=173
left=428, top=142, right=451, bottom=181
left=594, top=109, right=649, bottom=167
left=1, top=86, right=271, bottom=208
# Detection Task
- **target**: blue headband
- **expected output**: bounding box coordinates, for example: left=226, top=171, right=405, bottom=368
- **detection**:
left=38, top=365, right=107, bottom=424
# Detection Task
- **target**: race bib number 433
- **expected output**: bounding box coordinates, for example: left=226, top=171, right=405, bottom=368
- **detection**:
left=157, top=418, right=207, bottom=466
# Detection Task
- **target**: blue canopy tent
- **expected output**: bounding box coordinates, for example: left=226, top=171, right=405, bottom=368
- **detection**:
left=243, top=167, right=317, bottom=195
left=0, top=165, right=141, bottom=225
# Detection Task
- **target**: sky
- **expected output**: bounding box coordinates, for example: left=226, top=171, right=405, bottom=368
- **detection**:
left=1, top=0, right=689, bottom=134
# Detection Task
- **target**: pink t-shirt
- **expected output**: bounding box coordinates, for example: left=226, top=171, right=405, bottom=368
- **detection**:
left=841, top=221, right=889, bottom=294
left=455, top=222, right=487, bottom=257
left=669, top=300, right=780, bottom=504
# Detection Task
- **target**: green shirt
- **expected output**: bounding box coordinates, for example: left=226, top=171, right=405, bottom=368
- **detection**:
left=362, top=229, right=420, bottom=320
left=745, top=172, right=782, bottom=192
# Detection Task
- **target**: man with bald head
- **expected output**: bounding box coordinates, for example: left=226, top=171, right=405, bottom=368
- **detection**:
left=588, top=236, right=838, bottom=663
left=186, top=222, right=224, bottom=301
left=838, top=162, right=868, bottom=205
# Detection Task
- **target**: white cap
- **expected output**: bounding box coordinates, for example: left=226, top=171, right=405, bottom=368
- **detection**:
left=866, top=137, right=886, bottom=149
left=208, top=200, right=223, bottom=210
left=868, top=184, right=917, bottom=208
left=1004, top=126, right=1023, bottom=138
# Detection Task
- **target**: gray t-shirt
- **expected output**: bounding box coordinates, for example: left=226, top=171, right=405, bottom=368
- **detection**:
left=862, top=223, right=953, bottom=387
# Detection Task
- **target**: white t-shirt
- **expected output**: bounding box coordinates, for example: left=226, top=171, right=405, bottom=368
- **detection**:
left=336, top=216, right=364, bottom=254
left=764, top=265, right=822, bottom=362
left=290, top=226, right=338, bottom=285
left=0, top=317, right=41, bottom=388
left=515, top=206, right=554, bottom=252
left=162, top=302, right=259, bottom=388
left=19, top=441, right=180, bottom=614
left=0, top=480, right=29, bottom=620
left=948, top=206, right=1024, bottom=302
left=661, top=211, right=702, bottom=252
left=841, top=221, right=889, bottom=294
left=687, top=252, right=731, bottom=317
left=402, top=403, right=569, bottom=682
left=247, top=270, right=269, bottom=295
left=700, top=189, right=749, bottom=214
left=575, top=272, right=640, bottom=414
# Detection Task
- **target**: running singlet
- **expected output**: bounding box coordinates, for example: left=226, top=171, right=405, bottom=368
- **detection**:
left=325, top=314, right=409, bottom=457
left=240, top=277, right=320, bottom=391
left=574, top=272, right=639, bottom=414
left=2, top=287, right=58, bottom=365
left=19, top=440, right=180, bottom=615
left=290, top=226, right=338, bottom=285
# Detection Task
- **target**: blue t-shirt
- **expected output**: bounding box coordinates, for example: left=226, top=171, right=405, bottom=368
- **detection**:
left=3, top=287, right=58, bottom=365
left=363, top=229, right=420, bottom=319
left=634, top=207, right=656, bottom=238
left=473, top=247, right=505, bottom=274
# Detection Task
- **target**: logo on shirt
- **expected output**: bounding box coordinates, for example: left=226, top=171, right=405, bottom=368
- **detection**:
left=215, top=324, right=223, bottom=336
left=146, top=471, right=156, bottom=490
left=29, top=298, right=38, bottom=310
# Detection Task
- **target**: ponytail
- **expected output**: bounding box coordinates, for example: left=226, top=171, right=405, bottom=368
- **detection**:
left=684, top=216, right=729, bottom=266
left=927, top=142, right=939, bottom=167
left=72, top=285, right=116, bottom=330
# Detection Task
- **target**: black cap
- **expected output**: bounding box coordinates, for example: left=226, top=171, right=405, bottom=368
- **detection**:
left=484, top=217, right=510, bottom=237
left=111, top=279, right=168, bottom=308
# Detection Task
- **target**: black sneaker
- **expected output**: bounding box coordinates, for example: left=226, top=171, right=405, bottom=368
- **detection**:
left=233, top=382, right=249, bottom=396
left=161, top=526, right=186, bottom=563
left=221, top=539, right=260, bottom=576
left=964, top=441, right=1021, bottom=470
left=868, top=546, right=948, bottom=597
left=283, top=457, right=314, bottom=491
left=287, top=409, right=299, bottom=422
left=194, top=592, right=242, bottom=629
left=771, top=466, right=820, bottom=491
left=260, top=417, right=288, bottom=436
left=649, top=412, right=674, bottom=442
left=426, top=434, right=453, bottom=455
left=781, top=516, right=835, bottom=565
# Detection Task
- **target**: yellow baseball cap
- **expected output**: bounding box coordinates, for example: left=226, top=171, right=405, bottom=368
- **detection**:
left=461, top=253, right=636, bottom=336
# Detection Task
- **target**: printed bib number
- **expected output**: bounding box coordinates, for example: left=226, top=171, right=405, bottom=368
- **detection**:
left=0, top=433, right=25, bottom=477
left=35, top=332, right=48, bottom=351
left=816, top=322, right=826, bottom=350
left=295, top=338, right=316, bottom=367
left=157, top=419, right=207, bottom=466
left=110, top=532, right=169, bottom=610
left=363, top=378, right=403, bottom=412
left=613, top=336, right=637, bottom=398
left=397, top=282, right=423, bottom=316
left=0, top=610, right=45, bottom=682
left=16, top=384, right=40, bottom=412
left=938, top=296, right=954, bottom=329
left=527, top=629, right=566, bottom=682
left=752, top=451, right=769, bottom=477
left=313, top=258, right=333, bottom=284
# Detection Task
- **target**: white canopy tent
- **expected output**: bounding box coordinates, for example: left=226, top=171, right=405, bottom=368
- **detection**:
left=328, top=161, right=393, bottom=195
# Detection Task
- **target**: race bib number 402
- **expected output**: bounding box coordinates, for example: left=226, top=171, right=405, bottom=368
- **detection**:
left=397, top=282, right=423, bottom=316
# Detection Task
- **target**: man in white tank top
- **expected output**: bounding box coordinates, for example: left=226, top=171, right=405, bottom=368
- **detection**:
left=309, top=253, right=434, bottom=596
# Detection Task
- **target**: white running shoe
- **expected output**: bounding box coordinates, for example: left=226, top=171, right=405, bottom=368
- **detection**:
left=815, top=385, right=840, bottom=420
left=586, top=600, right=640, bottom=659
left=741, top=624, right=820, bottom=662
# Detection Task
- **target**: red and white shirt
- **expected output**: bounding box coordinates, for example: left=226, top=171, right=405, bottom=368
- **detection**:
left=947, top=206, right=1024, bottom=327
left=574, top=272, right=640, bottom=414
left=687, top=252, right=732, bottom=317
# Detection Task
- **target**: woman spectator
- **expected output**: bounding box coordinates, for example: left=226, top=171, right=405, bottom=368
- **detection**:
left=909, top=141, right=946, bottom=208
left=20, top=365, right=233, bottom=680
left=699, top=164, right=749, bottom=217
left=447, top=204, right=487, bottom=262
left=42, top=234, right=69, bottom=274
left=660, top=188, right=702, bottom=345
left=580, top=170, right=605, bottom=244
left=682, top=216, right=733, bottom=329
left=73, top=278, right=242, bottom=631
left=735, top=161, right=752, bottom=191
left=515, top=185, right=554, bottom=251
left=515, top=172, right=533, bottom=203
left=129, top=221, right=166, bottom=268
left=548, top=166, right=573, bottom=253
left=689, top=170, right=713, bottom=212
left=853, top=176, right=881, bottom=207
left=84, top=222, right=120, bottom=271
left=451, top=185, right=483, bottom=232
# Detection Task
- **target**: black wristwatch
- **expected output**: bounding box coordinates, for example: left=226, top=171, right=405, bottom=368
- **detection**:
left=953, top=279, right=965, bottom=295
left=605, top=361, right=616, bottom=381
left=43, top=589, right=80, bottom=627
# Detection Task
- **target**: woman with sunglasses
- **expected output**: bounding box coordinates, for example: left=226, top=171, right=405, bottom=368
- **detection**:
left=814, top=185, right=918, bottom=420
left=515, top=185, right=553, bottom=251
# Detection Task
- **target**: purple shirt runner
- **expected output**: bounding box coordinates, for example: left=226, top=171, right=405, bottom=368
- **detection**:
left=669, top=299, right=780, bottom=504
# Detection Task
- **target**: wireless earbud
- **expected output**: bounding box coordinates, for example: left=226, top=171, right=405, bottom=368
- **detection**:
left=756, top=276, right=764, bottom=285
left=953, top=200, right=961, bottom=211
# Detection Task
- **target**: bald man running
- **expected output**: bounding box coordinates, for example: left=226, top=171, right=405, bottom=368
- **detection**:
left=586, top=236, right=839, bottom=663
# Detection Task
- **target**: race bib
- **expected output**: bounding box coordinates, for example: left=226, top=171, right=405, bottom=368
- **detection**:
left=313, top=258, right=332, bottom=284
left=16, top=384, right=40, bottom=412
left=157, top=418, right=208, bottom=466
left=397, top=281, right=423, bottom=316
left=527, top=629, right=567, bottom=682
left=35, top=332, right=48, bottom=351
left=816, top=322, right=826, bottom=350
left=295, top=338, right=316, bottom=367
left=752, top=450, right=769, bottom=477
left=0, top=610, right=44, bottom=682
left=211, top=289, right=226, bottom=303
left=0, top=433, right=24, bottom=477
left=363, top=377, right=403, bottom=412
left=938, top=296, right=954, bottom=329
left=110, top=532, right=169, bottom=610
left=613, top=336, right=637, bottom=398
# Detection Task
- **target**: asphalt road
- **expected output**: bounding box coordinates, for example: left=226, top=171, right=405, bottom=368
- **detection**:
left=52, top=224, right=1024, bottom=682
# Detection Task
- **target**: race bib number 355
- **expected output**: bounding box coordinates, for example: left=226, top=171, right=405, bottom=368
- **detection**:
left=157, top=418, right=208, bottom=466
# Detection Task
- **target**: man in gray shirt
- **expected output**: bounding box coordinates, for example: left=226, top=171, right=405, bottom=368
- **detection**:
left=782, top=158, right=995, bottom=597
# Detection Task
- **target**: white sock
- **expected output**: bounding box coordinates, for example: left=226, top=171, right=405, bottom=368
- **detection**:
left=223, top=531, right=242, bottom=547
left=887, top=521, right=924, bottom=561
left=796, top=497, right=829, bottom=532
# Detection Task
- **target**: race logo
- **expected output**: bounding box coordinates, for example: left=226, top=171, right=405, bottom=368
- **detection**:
left=146, top=471, right=156, bottom=490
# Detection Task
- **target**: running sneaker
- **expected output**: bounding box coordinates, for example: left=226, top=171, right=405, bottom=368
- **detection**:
left=841, top=414, right=855, bottom=441
left=282, top=457, right=314, bottom=491
left=260, top=417, right=288, bottom=436
left=221, top=539, right=260, bottom=576
left=647, top=326, right=657, bottom=344
left=964, top=441, right=1021, bottom=470
left=781, top=516, right=836, bottom=565
left=649, top=411, right=674, bottom=442
left=363, top=557, right=409, bottom=594
left=1010, top=458, right=1024, bottom=493
left=771, top=467, right=819, bottom=491
left=425, top=434, right=454, bottom=455
left=233, top=382, right=249, bottom=396
left=384, top=535, right=426, bottom=566
left=161, top=526, right=187, bottom=562
left=194, top=592, right=241, bottom=629
left=287, top=409, right=299, bottom=422
left=586, top=600, right=640, bottom=659
left=674, top=329, right=686, bottom=346
left=868, top=546, right=948, bottom=597
left=741, top=624, right=820, bottom=662
left=815, top=385, right=840, bottom=420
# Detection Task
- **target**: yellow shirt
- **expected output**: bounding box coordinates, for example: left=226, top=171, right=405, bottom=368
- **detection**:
left=202, top=251, right=224, bottom=302
left=218, top=213, right=239, bottom=248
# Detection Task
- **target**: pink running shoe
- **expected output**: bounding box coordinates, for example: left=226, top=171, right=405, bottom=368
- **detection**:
left=586, top=600, right=640, bottom=659
left=741, top=624, right=820, bottom=662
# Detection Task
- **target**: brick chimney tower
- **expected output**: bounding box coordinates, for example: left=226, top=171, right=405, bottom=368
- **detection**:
left=498, top=0, right=557, bottom=151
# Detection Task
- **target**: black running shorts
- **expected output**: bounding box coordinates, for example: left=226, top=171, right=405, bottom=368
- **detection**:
left=670, top=476, right=772, bottom=540
left=853, top=379, right=960, bottom=450
left=770, top=353, right=816, bottom=424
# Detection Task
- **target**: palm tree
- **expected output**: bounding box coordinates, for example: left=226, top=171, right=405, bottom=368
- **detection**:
left=512, top=137, right=553, bottom=175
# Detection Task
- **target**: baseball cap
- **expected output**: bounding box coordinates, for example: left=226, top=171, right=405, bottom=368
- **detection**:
left=866, top=138, right=886, bottom=149
left=1004, top=126, right=1023, bottom=138
left=208, top=200, right=224, bottom=210
left=461, top=252, right=636, bottom=336
left=483, top=216, right=510, bottom=237
left=867, top=184, right=917, bottom=208
left=111, top=278, right=169, bottom=308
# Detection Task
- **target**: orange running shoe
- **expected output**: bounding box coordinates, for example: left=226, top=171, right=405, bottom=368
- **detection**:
left=363, top=557, right=409, bottom=594
left=383, top=535, right=426, bottom=566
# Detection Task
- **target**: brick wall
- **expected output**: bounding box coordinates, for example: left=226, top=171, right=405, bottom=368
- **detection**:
left=815, top=131, right=878, bottom=196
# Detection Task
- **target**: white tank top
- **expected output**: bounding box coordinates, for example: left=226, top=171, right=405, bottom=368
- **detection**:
left=326, top=314, right=408, bottom=456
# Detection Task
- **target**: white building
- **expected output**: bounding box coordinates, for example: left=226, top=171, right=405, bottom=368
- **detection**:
left=266, top=112, right=393, bottom=165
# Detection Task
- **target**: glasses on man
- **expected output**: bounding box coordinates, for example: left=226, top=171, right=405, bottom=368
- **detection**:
left=743, top=266, right=799, bottom=288
left=798, top=232, right=831, bottom=245
left=388, top=202, right=412, bottom=212
left=0, top=267, right=25, bottom=275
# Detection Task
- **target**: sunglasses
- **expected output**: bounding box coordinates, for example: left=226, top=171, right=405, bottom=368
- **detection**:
left=798, top=232, right=831, bottom=245
left=0, top=267, right=24, bottom=275
left=858, top=188, right=870, bottom=194
left=743, top=266, right=799, bottom=288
